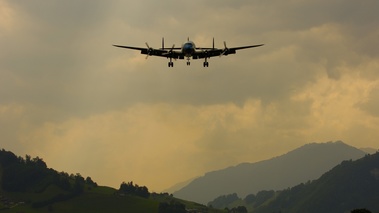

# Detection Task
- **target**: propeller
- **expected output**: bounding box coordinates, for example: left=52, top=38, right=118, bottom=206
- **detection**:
left=145, top=42, right=154, bottom=59
left=220, top=41, right=229, bottom=56
left=169, top=44, right=175, bottom=53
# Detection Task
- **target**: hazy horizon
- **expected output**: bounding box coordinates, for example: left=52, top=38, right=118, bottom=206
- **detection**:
left=1, top=0, right=379, bottom=192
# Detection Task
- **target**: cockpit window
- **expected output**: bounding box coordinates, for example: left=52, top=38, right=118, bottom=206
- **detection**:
left=184, top=43, right=193, bottom=49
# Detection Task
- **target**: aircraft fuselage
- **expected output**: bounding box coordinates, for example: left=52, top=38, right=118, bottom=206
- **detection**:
left=181, top=41, right=196, bottom=57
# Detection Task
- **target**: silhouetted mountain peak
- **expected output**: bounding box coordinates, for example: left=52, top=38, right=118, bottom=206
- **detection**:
left=174, top=141, right=366, bottom=204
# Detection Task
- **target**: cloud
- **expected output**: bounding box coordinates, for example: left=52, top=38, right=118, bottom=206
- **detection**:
left=1, top=0, right=379, bottom=191
left=359, top=84, right=379, bottom=117
left=13, top=101, right=287, bottom=190
left=0, top=1, right=14, bottom=33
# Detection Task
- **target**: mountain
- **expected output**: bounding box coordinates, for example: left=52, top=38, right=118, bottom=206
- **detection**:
left=163, top=177, right=198, bottom=194
left=251, top=152, right=379, bottom=213
left=174, top=141, right=366, bottom=204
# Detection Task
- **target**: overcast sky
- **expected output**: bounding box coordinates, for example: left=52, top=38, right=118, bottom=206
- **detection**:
left=1, top=0, right=379, bottom=192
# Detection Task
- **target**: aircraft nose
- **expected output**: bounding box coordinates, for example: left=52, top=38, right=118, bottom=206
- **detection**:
left=183, top=43, right=194, bottom=54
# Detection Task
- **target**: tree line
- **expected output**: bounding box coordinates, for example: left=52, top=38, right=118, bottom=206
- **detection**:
left=118, top=181, right=150, bottom=198
left=0, top=149, right=97, bottom=193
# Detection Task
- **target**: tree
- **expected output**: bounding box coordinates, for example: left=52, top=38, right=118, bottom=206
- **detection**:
left=244, top=194, right=256, bottom=204
left=351, top=209, right=372, bottom=213
left=158, top=201, right=186, bottom=213
left=208, top=193, right=240, bottom=209
left=119, top=181, right=150, bottom=198
left=86, top=176, right=98, bottom=187
left=73, top=173, right=85, bottom=194
left=229, top=206, right=248, bottom=213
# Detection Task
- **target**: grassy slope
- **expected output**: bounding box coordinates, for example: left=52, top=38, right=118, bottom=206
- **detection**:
left=1, top=186, right=225, bottom=213
left=0, top=151, right=225, bottom=213
left=1, top=186, right=158, bottom=213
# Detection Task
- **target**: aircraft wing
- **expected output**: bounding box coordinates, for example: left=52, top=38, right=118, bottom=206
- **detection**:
left=113, top=44, right=172, bottom=57
left=229, top=44, right=264, bottom=51
left=195, top=43, right=264, bottom=59
left=112, top=45, right=146, bottom=51
left=113, top=44, right=185, bottom=59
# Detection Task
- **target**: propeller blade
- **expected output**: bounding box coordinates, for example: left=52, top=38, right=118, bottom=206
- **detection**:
left=220, top=41, right=228, bottom=56
left=145, top=42, right=153, bottom=55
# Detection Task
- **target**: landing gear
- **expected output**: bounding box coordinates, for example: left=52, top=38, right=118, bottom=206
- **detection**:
left=203, top=58, right=209, bottom=67
left=168, top=58, right=174, bottom=67
left=186, top=57, right=191, bottom=66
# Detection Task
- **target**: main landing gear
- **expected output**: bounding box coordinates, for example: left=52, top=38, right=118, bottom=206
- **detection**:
left=167, top=57, right=209, bottom=67
left=168, top=57, right=174, bottom=67
left=203, top=57, right=209, bottom=67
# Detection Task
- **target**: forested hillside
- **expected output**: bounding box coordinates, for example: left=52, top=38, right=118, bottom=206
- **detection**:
left=0, top=149, right=222, bottom=213
left=210, top=152, right=379, bottom=213
left=253, top=152, right=379, bottom=213
left=0, top=148, right=97, bottom=208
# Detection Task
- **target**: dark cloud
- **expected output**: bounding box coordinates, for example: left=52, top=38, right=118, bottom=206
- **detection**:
left=2, top=0, right=378, bottom=120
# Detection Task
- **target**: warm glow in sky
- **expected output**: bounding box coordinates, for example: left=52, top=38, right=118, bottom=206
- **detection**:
left=1, top=0, right=379, bottom=192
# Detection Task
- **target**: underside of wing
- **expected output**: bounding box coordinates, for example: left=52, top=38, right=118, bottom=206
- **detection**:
left=193, top=49, right=223, bottom=59
left=193, top=43, right=264, bottom=58
left=113, top=44, right=170, bottom=57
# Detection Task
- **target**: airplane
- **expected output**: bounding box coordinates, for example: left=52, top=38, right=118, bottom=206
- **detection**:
left=113, top=38, right=264, bottom=67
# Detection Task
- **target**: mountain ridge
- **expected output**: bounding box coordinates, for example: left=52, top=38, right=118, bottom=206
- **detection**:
left=252, top=152, right=379, bottom=213
left=174, top=141, right=366, bottom=204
